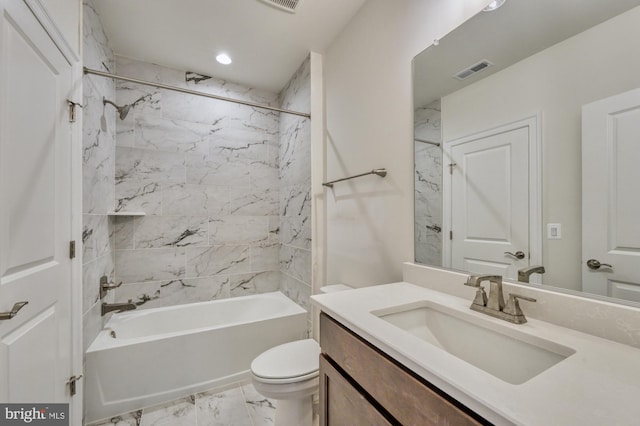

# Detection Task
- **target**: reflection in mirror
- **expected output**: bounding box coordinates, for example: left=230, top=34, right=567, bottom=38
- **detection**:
left=413, top=0, right=640, bottom=304
left=414, top=100, right=442, bottom=267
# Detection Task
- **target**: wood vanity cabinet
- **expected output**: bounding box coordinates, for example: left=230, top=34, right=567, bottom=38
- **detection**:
left=319, top=313, right=489, bottom=426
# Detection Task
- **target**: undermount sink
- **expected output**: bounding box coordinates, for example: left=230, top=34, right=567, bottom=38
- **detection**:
left=373, top=302, right=575, bottom=385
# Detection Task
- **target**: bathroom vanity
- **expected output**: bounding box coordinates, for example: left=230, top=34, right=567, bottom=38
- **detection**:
left=312, top=276, right=640, bottom=425
left=319, top=312, right=486, bottom=425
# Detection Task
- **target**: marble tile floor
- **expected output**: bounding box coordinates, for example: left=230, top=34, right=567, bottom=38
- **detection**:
left=88, top=382, right=283, bottom=426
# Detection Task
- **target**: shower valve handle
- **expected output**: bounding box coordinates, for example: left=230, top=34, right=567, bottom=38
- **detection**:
left=100, top=275, right=123, bottom=299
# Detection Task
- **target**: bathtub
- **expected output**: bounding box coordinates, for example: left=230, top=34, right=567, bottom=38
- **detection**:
left=85, top=291, right=307, bottom=423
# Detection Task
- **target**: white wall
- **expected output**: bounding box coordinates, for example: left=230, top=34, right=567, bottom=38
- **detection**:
left=323, top=0, right=489, bottom=287
left=40, top=0, right=81, bottom=56
left=442, top=6, right=640, bottom=290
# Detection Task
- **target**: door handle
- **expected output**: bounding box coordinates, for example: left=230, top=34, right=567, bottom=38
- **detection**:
left=0, top=301, right=29, bottom=321
left=586, top=259, right=613, bottom=270
left=504, top=251, right=526, bottom=260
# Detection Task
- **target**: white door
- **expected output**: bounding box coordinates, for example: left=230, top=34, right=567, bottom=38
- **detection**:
left=0, top=0, right=74, bottom=405
left=582, top=89, right=640, bottom=301
left=444, top=117, right=540, bottom=281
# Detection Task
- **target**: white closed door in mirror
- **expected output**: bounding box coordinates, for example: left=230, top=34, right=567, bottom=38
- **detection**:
left=445, top=118, right=536, bottom=281
left=582, top=89, right=640, bottom=301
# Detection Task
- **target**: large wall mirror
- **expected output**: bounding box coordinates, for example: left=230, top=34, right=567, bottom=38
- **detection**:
left=413, top=0, right=640, bottom=305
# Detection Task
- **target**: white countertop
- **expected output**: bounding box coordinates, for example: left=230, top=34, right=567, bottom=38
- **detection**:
left=311, top=282, right=640, bottom=426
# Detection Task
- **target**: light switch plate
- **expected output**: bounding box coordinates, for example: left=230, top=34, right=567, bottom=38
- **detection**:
left=547, top=223, right=562, bottom=239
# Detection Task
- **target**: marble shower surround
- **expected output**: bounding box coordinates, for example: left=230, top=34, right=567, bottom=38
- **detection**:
left=278, top=57, right=312, bottom=318
left=82, top=0, right=116, bottom=355
left=414, top=99, right=442, bottom=266
left=113, top=56, right=280, bottom=305
left=112, top=56, right=312, bottom=313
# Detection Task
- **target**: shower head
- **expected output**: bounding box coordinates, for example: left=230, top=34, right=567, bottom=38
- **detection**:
left=103, top=97, right=131, bottom=120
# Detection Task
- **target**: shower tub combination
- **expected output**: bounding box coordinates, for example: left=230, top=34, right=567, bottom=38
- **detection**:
left=85, top=291, right=307, bottom=423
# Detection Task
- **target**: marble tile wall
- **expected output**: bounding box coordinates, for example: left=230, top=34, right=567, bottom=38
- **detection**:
left=82, top=0, right=116, bottom=355
left=278, top=57, right=312, bottom=331
left=112, top=57, right=285, bottom=308
left=414, top=99, right=442, bottom=266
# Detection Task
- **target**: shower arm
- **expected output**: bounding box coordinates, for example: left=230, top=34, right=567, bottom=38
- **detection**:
left=103, top=98, right=122, bottom=109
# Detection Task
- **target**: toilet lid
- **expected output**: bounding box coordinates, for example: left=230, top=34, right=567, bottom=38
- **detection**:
left=251, top=339, right=320, bottom=381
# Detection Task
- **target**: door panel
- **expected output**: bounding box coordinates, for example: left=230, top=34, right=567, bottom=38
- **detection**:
left=608, top=280, right=640, bottom=302
left=1, top=307, right=58, bottom=402
left=464, top=144, right=512, bottom=241
left=0, top=0, right=72, bottom=403
left=582, top=89, right=640, bottom=300
left=449, top=123, right=530, bottom=280
left=610, top=107, right=640, bottom=250
left=5, top=9, right=58, bottom=274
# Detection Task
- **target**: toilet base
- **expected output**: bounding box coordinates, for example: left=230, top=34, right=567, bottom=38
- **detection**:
left=252, top=377, right=317, bottom=426
left=274, top=396, right=313, bottom=426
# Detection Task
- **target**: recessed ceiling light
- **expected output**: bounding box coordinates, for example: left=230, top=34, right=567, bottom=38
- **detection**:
left=483, top=0, right=506, bottom=12
left=216, top=53, right=232, bottom=65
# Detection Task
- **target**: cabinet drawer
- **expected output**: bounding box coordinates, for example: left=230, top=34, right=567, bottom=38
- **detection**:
left=320, top=313, right=484, bottom=426
left=320, top=355, right=393, bottom=426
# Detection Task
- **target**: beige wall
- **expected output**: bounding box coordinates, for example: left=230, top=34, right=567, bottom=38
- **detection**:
left=442, top=6, right=640, bottom=290
left=323, top=0, right=489, bottom=287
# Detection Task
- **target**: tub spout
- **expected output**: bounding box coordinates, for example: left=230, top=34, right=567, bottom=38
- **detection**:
left=102, top=300, right=137, bottom=316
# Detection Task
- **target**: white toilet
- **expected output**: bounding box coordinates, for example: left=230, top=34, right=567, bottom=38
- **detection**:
left=250, top=285, right=352, bottom=426
left=251, top=339, right=320, bottom=426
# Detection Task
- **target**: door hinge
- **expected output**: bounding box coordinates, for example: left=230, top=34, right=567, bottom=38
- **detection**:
left=67, top=375, right=82, bottom=396
left=449, top=163, right=457, bottom=175
left=450, top=230, right=453, bottom=240
left=69, top=241, right=76, bottom=259
left=66, top=99, right=82, bottom=123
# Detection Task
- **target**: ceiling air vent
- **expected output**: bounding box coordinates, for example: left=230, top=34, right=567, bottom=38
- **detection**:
left=258, top=0, right=301, bottom=13
left=453, top=60, right=493, bottom=81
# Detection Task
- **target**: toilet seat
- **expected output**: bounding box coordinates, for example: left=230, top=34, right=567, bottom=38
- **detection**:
left=251, top=339, right=320, bottom=384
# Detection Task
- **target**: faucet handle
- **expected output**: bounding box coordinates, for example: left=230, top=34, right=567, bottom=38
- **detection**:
left=504, top=293, right=537, bottom=317
left=471, top=287, right=488, bottom=307
left=99, top=275, right=123, bottom=299
left=464, top=275, right=489, bottom=307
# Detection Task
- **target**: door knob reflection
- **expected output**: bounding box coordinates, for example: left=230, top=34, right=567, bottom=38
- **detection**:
left=586, top=259, right=613, bottom=270
left=504, top=251, right=526, bottom=260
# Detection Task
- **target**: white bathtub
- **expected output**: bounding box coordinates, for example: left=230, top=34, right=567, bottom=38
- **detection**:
left=85, top=291, right=307, bottom=423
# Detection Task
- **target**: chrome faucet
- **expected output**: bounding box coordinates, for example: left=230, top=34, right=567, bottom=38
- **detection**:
left=517, top=265, right=546, bottom=283
left=464, top=274, right=536, bottom=324
left=101, top=300, right=136, bottom=316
